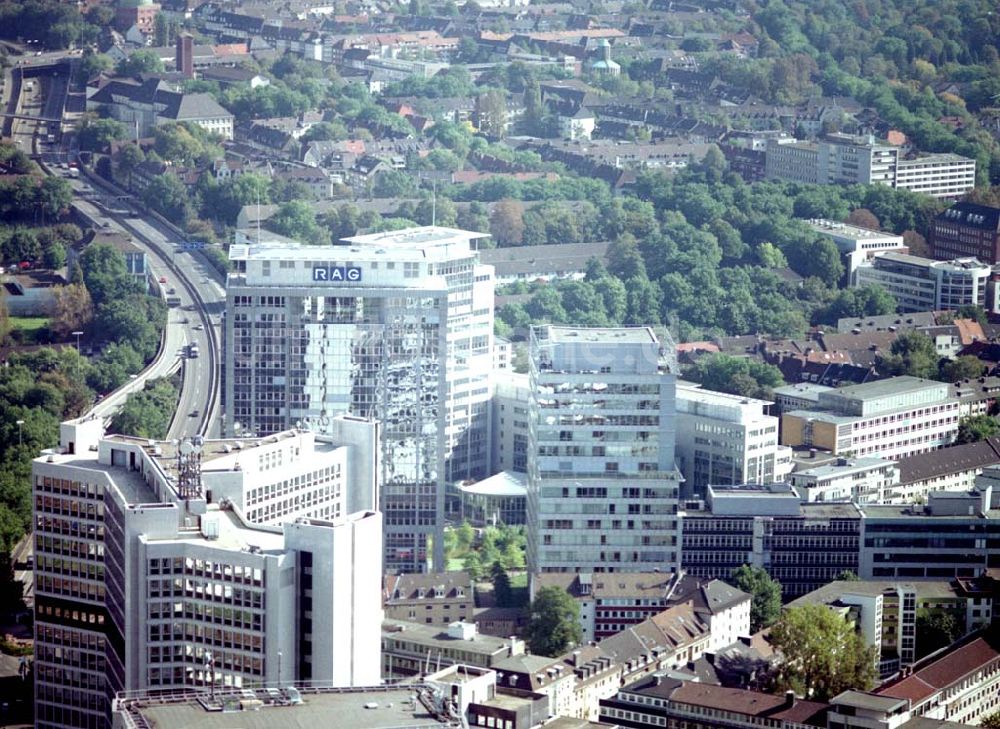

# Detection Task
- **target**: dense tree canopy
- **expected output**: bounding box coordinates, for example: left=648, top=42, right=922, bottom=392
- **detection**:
left=525, top=586, right=583, bottom=657
left=730, top=564, right=782, bottom=633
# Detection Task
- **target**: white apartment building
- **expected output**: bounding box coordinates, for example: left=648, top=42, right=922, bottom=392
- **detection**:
left=491, top=370, right=530, bottom=475
left=804, top=218, right=906, bottom=284
left=675, top=382, right=791, bottom=497
left=527, top=326, right=681, bottom=574
left=854, top=252, right=990, bottom=313
left=33, top=417, right=381, bottom=729
left=896, top=154, right=977, bottom=200
left=224, top=226, right=495, bottom=573
left=766, top=134, right=975, bottom=199
left=781, top=376, right=960, bottom=460
left=789, top=456, right=900, bottom=503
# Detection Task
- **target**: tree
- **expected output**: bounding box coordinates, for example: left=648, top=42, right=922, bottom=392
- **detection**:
left=79, top=243, right=140, bottom=306
left=903, top=229, right=931, bottom=257
left=37, top=176, right=72, bottom=218
left=76, top=116, right=128, bottom=152
left=846, top=208, right=881, bottom=230
left=49, top=284, right=93, bottom=339
left=955, top=414, right=1000, bottom=444
left=688, top=354, right=785, bottom=400
left=117, top=49, right=165, bottom=77
left=915, top=610, right=962, bottom=660
left=109, top=377, right=178, bottom=439
left=490, top=199, right=525, bottom=246
left=881, top=331, right=940, bottom=379
left=142, top=173, right=191, bottom=226
left=940, top=355, right=985, bottom=382
left=730, top=564, right=782, bottom=633
left=270, top=200, right=330, bottom=245
left=525, top=586, right=582, bottom=657
left=981, top=711, right=1000, bottom=729
left=836, top=570, right=861, bottom=581
left=492, top=562, right=514, bottom=607
left=371, top=169, right=418, bottom=198
left=114, top=143, right=145, bottom=188
left=475, top=90, right=508, bottom=138
left=770, top=604, right=877, bottom=701
left=76, top=50, right=114, bottom=83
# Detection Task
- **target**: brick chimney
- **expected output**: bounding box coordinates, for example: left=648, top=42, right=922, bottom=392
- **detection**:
left=176, top=33, right=194, bottom=79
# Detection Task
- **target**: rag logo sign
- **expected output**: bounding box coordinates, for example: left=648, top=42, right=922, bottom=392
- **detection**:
left=313, top=266, right=362, bottom=282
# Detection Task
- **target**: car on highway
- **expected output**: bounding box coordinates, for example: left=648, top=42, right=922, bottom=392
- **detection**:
left=189, top=409, right=199, bottom=418
left=159, top=276, right=167, bottom=283
left=193, top=324, right=203, bottom=331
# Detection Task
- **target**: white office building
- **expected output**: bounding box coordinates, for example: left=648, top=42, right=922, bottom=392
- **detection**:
left=854, top=252, right=990, bottom=313
left=491, top=370, right=530, bottom=475
left=224, top=226, right=495, bottom=573
left=527, top=326, right=681, bottom=574
left=33, top=417, right=382, bottom=729
left=674, top=383, right=791, bottom=498
left=804, top=219, right=906, bottom=284
left=789, top=456, right=900, bottom=503
left=781, top=376, right=961, bottom=460
left=766, top=134, right=975, bottom=199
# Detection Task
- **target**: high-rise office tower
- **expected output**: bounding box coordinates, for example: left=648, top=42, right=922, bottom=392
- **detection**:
left=32, top=417, right=381, bottom=729
left=224, top=227, right=495, bottom=572
left=527, top=326, right=681, bottom=574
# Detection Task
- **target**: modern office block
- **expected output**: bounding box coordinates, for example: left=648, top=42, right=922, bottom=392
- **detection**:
left=491, top=371, right=530, bottom=475
left=224, top=226, right=495, bottom=572
left=781, top=376, right=960, bottom=460
left=858, top=488, right=1000, bottom=581
left=766, top=134, right=975, bottom=199
left=675, top=382, right=790, bottom=498
left=33, top=417, right=381, bottom=729
left=678, top=484, right=862, bottom=598
left=805, top=218, right=907, bottom=284
left=527, top=326, right=681, bottom=574
left=854, top=253, right=989, bottom=312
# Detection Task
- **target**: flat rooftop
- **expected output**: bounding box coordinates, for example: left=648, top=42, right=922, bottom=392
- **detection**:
left=789, top=580, right=966, bottom=609
left=828, top=376, right=944, bottom=401
left=805, top=219, right=901, bottom=240
left=37, top=452, right=159, bottom=505
left=126, top=687, right=452, bottom=728
left=340, top=225, right=489, bottom=247
left=544, top=326, right=658, bottom=344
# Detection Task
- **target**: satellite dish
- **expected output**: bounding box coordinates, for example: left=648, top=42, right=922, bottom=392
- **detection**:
left=179, top=441, right=194, bottom=455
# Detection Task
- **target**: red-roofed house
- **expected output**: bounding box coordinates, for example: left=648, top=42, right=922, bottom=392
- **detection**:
left=876, top=629, right=1000, bottom=724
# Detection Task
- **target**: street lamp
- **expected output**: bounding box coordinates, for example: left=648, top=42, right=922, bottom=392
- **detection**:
left=277, top=650, right=282, bottom=689
left=16, top=419, right=24, bottom=447
left=72, top=330, right=83, bottom=353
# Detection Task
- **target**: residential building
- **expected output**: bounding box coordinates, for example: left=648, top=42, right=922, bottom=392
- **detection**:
left=600, top=676, right=829, bottom=729
left=383, top=572, right=474, bottom=626
left=893, top=437, right=1000, bottom=503
left=931, top=202, right=1000, bottom=265
left=853, top=253, right=990, bottom=313
left=857, top=488, right=1000, bottom=582
left=875, top=629, right=1000, bottom=725
left=780, top=376, right=961, bottom=460
left=87, top=78, right=234, bottom=139
left=479, top=242, right=612, bottom=287
left=678, top=484, right=862, bottom=598
left=674, top=382, right=790, bottom=498
left=382, top=620, right=525, bottom=678
left=789, top=456, right=900, bottom=503
left=224, top=227, right=495, bottom=573
left=531, top=572, right=750, bottom=645
left=827, top=690, right=974, bottom=729
left=0, top=270, right=66, bottom=317
left=33, top=417, right=381, bottom=729
left=114, top=0, right=160, bottom=35
left=527, top=326, right=681, bottom=574
left=492, top=653, right=577, bottom=719
left=789, top=578, right=997, bottom=678
left=804, top=218, right=906, bottom=284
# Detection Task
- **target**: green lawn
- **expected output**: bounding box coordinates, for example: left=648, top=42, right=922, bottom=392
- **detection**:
left=9, top=316, right=50, bottom=343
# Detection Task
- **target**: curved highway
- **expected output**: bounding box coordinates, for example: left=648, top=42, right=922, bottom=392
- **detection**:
left=21, top=56, right=225, bottom=439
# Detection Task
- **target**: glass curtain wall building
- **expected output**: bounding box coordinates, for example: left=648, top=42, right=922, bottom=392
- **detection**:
left=224, top=227, right=495, bottom=572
